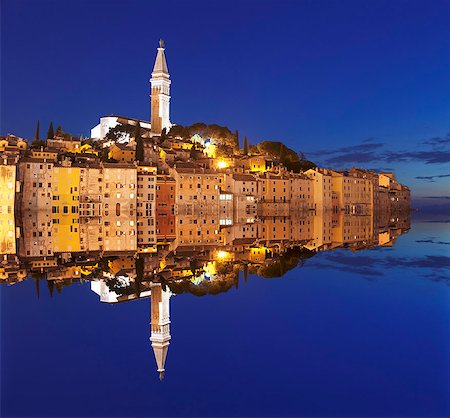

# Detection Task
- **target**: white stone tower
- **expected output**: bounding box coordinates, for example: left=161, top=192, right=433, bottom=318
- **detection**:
left=150, top=283, right=172, bottom=380
left=150, top=39, right=171, bottom=135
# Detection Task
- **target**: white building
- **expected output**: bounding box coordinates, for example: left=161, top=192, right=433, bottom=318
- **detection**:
left=90, top=116, right=151, bottom=143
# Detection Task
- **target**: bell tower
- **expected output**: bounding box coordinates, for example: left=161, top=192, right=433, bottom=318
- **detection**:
left=150, top=283, right=172, bottom=380
left=150, top=39, right=171, bottom=135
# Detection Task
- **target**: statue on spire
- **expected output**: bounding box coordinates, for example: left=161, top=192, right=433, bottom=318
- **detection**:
left=159, top=38, right=164, bottom=49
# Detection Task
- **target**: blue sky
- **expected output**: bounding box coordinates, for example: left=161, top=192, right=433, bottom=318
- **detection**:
left=2, top=0, right=449, bottom=203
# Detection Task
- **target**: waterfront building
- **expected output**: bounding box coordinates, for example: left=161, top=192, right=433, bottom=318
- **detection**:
left=289, top=173, right=314, bottom=211
left=155, top=175, right=176, bottom=242
left=223, top=173, right=257, bottom=224
left=137, top=166, right=157, bottom=247
left=78, top=163, right=103, bottom=252
left=171, top=166, right=223, bottom=215
left=176, top=213, right=223, bottom=247
left=102, top=164, right=137, bottom=253
left=18, top=159, right=54, bottom=257
left=0, top=162, right=17, bottom=255
left=305, top=168, right=333, bottom=211
left=51, top=163, right=81, bottom=254
left=330, top=169, right=373, bottom=215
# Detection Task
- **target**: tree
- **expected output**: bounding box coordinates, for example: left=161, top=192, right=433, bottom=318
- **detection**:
left=135, top=122, right=144, bottom=162
left=47, top=121, right=54, bottom=139
left=55, top=125, right=62, bottom=137
left=105, top=123, right=135, bottom=142
left=34, top=120, right=40, bottom=141
left=255, top=140, right=317, bottom=172
left=243, top=135, right=248, bottom=155
left=235, top=130, right=239, bottom=149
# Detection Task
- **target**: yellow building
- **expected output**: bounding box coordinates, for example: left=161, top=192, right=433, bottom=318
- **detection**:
left=51, top=164, right=81, bottom=253
left=0, top=163, right=16, bottom=254
left=244, top=155, right=273, bottom=173
left=108, top=144, right=136, bottom=163
left=0, top=135, right=27, bottom=155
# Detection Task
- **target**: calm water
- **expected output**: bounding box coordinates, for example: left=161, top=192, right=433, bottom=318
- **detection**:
left=1, top=217, right=449, bottom=417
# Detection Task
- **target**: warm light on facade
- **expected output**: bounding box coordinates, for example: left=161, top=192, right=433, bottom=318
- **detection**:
left=216, top=250, right=230, bottom=260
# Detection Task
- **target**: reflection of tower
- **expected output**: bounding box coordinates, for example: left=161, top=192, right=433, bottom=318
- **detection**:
left=150, top=39, right=171, bottom=135
left=150, top=284, right=171, bottom=380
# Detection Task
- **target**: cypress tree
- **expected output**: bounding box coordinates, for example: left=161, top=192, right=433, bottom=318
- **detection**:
left=135, top=122, right=144, bottom=162
left=243, top=135, right=248, bottom=155
left=47, top=121, right=54, bottom=139
left=55, top=125, right=62, bottom=137
left=34, top=120, right=40, bottom=141
left=235, top=130, right=239, bottom=149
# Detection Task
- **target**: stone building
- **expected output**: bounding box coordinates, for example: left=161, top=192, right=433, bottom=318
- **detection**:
left=331, top=169, right=373, bottom=215
left=155, top=175, right=176, bottom=242
left=305, top=168, right=333, bottom=211
left=289, top=172, right=314, bottom=211
left=108, top=143, right=136, bottom=163
left=137, top=166, right=157, bottom=247
left=18, top=158, right=54, bottom=258
left=0, top=161, right=17, bottom=255
left=171, top=167, right=223, bottom=216
left=102, top=164, right=137, bottom=253
left=51, top=163, right=81, bottom=254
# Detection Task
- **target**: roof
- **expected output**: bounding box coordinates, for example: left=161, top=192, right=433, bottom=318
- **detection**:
left=233, top=174, right=256, bottom=182
left=112, top=143, right=135, bottom=151
left=31, top=147, right=59, bottom=154
left=152, top=40, right=169, bottom=75
left=174, top=167, right=219, bottom=175
left=102, top=162, right=137, bottom=169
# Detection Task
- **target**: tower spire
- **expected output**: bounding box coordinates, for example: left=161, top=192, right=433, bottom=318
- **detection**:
left=150, top=284, right=172, bottom=380
left=150, top=39, right=171, bottom=134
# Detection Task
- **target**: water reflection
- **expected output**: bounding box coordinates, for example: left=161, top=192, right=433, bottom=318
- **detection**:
left=1, top=209, right=410, bottom=379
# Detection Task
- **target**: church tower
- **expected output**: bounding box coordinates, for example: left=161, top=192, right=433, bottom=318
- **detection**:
left=150, top=283, right=172, bottom=380
left=150, top=39, right=171, bottom=135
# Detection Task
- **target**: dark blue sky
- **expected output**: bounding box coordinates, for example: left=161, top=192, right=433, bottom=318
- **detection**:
left=2, top=0, right=449, bottom=200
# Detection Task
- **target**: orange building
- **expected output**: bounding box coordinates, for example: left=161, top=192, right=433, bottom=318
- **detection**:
left=156, top=176, right=176, bottom=242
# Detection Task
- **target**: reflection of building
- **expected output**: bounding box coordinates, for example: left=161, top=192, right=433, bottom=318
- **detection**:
left=0, top=162, right=17, bottom=255
left=150, top=283, right=172, bottom=380
left=51, top=164, right=81, bottom=253
left=137, top=166, right=157, bottom=247
left=156, top=175, right=176, bottom=242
